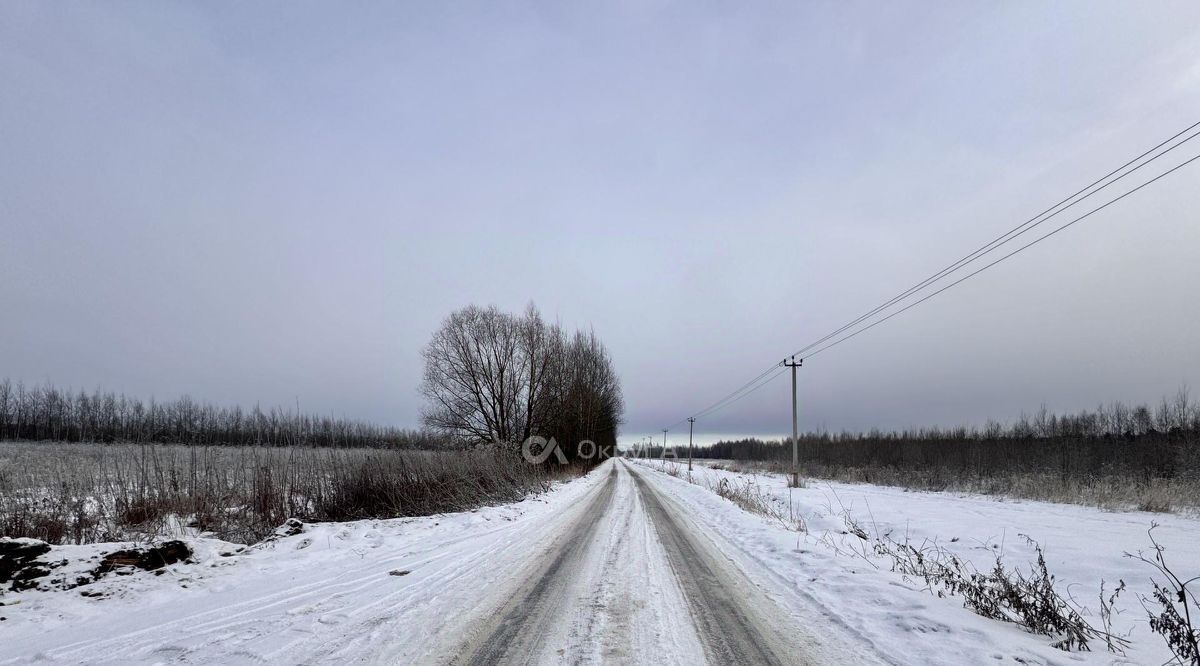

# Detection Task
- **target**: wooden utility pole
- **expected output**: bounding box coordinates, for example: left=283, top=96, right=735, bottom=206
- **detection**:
left=687, top=417, right=695, bottom=471
left=784, top=356, right=803, bottom=487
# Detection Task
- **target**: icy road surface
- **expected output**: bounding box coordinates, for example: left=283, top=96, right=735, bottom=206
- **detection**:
left=454, top=460, right=847, bottom=664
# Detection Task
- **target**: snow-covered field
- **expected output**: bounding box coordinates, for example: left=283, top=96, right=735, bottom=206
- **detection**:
left=3, top=456, right=1197, bottom=664
left=0, top=469, right=613, bottom=664
left=634, top=457, right=1200, bottom=665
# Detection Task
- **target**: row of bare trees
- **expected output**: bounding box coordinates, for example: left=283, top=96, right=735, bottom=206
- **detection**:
left=420, top=304, right=623, bottom=463
left=0, top=378, right=435, bottom=448
left=677, top=389, right=1200, bottom=504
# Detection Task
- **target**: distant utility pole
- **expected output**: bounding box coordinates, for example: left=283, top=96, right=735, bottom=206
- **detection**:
left=662, top=429, right=668, bottom=457
left=687, top=417, right=695, bottom=471
left=783, top=355, right=803, bottom=487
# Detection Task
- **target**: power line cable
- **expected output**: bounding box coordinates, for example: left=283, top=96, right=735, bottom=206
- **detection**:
left=666, top=366, right=789, bottom=429
left=788, top=121, right=1200, bottom=359
left=699, top=366, right=788, bottom=417
left=802, top=150, right=1200, bottom=360
left=664, top=363, right=781, bottom=429
left=664, top=120, right=1200, bottom=430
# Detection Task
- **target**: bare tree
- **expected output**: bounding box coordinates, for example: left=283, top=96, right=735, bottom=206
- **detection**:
left=420, top=304, right=623, bottom=461
left=420, top=305, right=522, bottom=444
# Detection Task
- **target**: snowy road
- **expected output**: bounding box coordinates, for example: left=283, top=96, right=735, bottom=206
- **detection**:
left=626, top=464, right=799, bottom=664
left=8, top=459, right=1196, bottom=665
left=453, top=460, right=824, bottom=664
left=2, top=458, right=875, bottom=665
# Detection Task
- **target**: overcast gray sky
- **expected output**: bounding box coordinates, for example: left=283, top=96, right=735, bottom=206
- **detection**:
left=3, top=2, right=1199, bottom=446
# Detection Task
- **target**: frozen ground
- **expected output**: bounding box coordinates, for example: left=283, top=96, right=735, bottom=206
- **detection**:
left=1, top=465, right=606, bottom=665
left=634, top=457, right=1200, bottom=665
left=2, top=457, right=1195, bottom=664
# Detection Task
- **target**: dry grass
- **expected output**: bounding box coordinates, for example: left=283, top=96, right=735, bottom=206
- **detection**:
left=873, top=533, right=1129, bottom=653
left=651, top=460, right=805, bottom=532
left=685, top=390, right=1200, bottom=512
left=713, top=458, right=1200, bottom=513
left=806, top=464, right=1199, bottom=513
left=0, top=442, right=567, bottom=545
left=1128, top=526, right=1200, bottom=664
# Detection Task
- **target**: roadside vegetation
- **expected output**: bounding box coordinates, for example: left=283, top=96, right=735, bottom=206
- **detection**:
left=0, top=304, right=624, bottom=546
left=0, top=442, right=569, bottom=545
left=641, top=458, right=1200, bottom=662
left=656, top=459, right=805, bottom=532
left=687, top=388, right=1200, bottom=512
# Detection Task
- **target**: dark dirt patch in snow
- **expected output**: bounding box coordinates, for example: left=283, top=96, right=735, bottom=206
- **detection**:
left=93, top=541, right=192, bottom=576
left=1, top=538, right=56, bottom=591
left=1, top=538, right=195, bottom=594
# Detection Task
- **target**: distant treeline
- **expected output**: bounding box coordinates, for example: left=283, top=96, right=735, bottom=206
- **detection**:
left=645, top=390, right=1200, bottom=498
left=0, top=378, right=440, bottom=449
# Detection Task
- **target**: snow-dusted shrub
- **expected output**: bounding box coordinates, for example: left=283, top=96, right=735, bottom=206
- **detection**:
left=706, top=475, right=805, bottom=532
left=682, top=389, right=1200, bottom=512
left=874, top=534, right=1129, bottom=653
left=0, top=442, right=568, bottom=545
left=1129, top=527, right=1199, bottom=665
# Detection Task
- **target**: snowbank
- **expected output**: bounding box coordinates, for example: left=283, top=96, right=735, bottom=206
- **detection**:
left=634, top=458, right=1200, bottom=664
